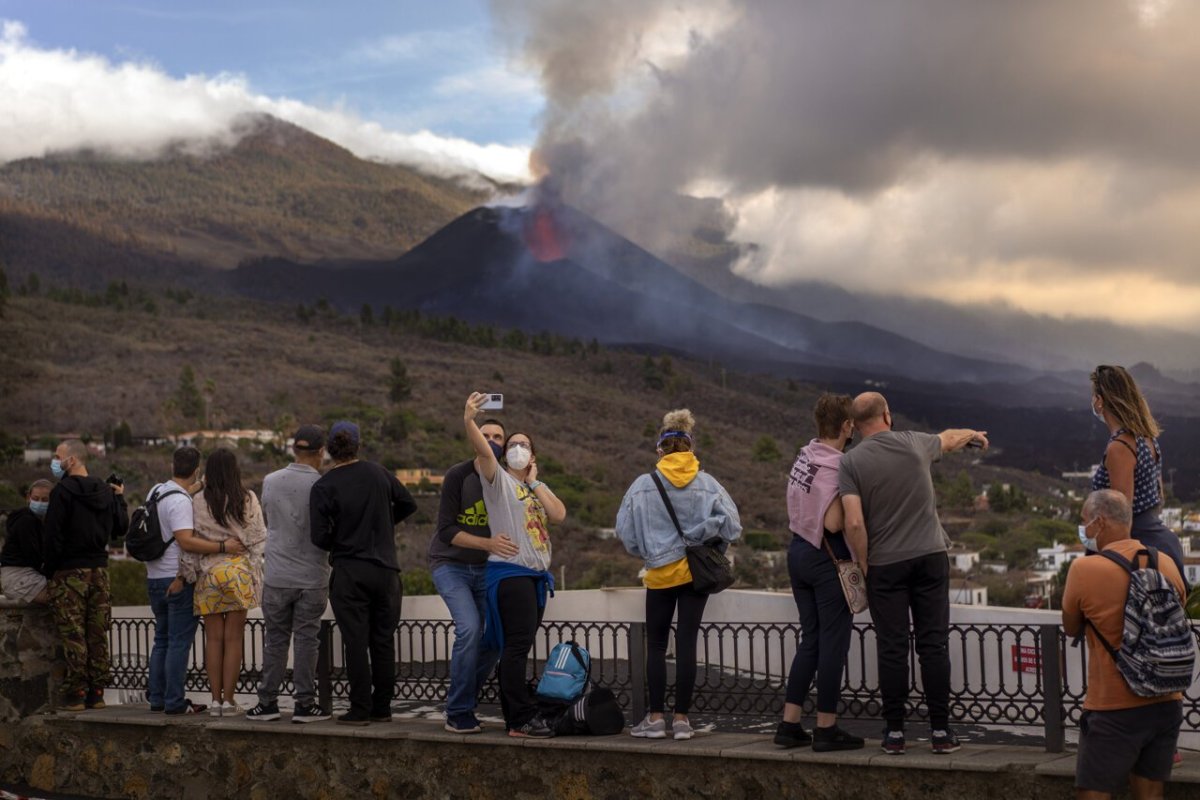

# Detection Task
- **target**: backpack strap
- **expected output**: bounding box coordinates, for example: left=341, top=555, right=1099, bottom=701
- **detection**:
left=650, top=472, right=687, bottom=542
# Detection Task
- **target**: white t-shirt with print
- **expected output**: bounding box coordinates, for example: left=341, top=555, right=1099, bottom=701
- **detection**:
left=482, top=468, right=551, bottom=572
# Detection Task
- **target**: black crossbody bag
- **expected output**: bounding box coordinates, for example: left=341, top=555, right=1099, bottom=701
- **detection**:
left=650, top=472, right=734, bottom=595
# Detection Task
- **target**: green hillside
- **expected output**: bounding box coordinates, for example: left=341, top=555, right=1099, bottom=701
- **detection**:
left=0, top=285, right=1077, bottom=596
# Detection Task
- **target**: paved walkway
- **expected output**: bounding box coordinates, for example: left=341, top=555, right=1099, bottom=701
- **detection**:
left=48, top=705, right=1200, bottom=785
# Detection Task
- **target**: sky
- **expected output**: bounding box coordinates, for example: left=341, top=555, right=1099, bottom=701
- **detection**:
left=0, top=0, right=539, bottom=179
left=3, top=0, right=1200, bottom=332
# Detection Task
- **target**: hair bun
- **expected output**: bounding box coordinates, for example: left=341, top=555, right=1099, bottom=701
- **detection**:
left=661, top=408, right=695, bottom=434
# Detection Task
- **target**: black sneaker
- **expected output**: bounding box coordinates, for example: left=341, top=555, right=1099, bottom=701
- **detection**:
left=881, top=729, right=906, bottom=755
left=369, top=708, right=393, bottom=723
left=445, top=714, right=482, bottom=734
left=931, top=728, right=961, bottom=754
left=245, top=701, right=281, bottom=722
left=508, top=716, right=554, bottom=739
left=773, top=721, right=812, bottom=748
left=293, top=703, right=332, bottom=724
left=165, top=700, right=207, bottom=716
left=85, top=689, right=106, bottom=710
left=336, top=712, right=370, bottom=727
left=812, top=724, right=866, bottom=752
left=149, top=705, right=165, bottom=713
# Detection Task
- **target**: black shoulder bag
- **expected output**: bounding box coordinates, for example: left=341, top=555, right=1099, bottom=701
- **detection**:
left=650, top=472, right=734, bottom=595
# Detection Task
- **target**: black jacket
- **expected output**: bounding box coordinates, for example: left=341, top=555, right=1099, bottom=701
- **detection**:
left=43, top=475, right=128, bottom=573
left=310, top=461, right=417, bottom=571
left=1, top=507, right=45, bottom=572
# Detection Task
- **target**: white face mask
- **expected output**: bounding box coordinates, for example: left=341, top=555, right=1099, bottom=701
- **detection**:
left=1078, top=519, right=1099, bottom=552
left=506, top=444, right=531, bottom=471
left=1091, top=399, right=1105, bottom=423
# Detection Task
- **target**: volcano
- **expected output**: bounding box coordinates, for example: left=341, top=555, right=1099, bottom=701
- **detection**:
left=230, top=202, right=1035, bottom=384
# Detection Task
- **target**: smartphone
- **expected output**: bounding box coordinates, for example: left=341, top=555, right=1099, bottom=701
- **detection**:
left=966, top=439, right=984, bottom=449
left=482, top=393, right=504, bottom=411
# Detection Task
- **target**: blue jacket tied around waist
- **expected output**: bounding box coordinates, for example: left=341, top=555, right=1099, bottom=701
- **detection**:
left=483, top=561, right=555, bottom=651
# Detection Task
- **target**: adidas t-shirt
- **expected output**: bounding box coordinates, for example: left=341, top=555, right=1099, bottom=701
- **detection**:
left=429, top=459, right=492, bottom=570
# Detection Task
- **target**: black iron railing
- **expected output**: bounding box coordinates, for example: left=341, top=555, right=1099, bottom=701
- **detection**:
left=107, top=616, right=1200, bottom=753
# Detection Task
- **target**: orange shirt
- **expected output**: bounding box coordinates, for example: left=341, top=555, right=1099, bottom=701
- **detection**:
left=1061, top=538, right=1187, bottom=711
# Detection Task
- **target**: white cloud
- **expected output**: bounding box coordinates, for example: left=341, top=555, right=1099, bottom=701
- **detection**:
left=0, top=20, right=531, bottom=183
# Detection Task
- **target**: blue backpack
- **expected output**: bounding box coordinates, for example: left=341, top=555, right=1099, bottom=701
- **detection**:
left=536, top=641, right=591, bottom=703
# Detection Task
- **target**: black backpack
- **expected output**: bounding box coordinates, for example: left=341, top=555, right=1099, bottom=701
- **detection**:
left=125, top=487, right=187, bottom=562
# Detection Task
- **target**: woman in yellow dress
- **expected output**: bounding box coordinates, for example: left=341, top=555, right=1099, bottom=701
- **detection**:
left=181, top=448, right=267, bottom=716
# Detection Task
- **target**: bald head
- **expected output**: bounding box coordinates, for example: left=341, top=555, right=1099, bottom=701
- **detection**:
left=851, top=392, right=891, bottom=433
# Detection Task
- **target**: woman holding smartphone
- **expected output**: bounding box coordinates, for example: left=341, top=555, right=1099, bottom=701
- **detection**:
left=463, top=392, right=567, bottom=738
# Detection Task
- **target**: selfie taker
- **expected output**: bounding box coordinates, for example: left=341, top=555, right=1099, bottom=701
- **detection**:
left=462, top=392, right=567, bottom=738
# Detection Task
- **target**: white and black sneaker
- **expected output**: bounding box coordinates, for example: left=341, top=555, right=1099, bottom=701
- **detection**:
left=244, top=701, right=281, bottom=722
left=293, top=703, right=332, bottom=724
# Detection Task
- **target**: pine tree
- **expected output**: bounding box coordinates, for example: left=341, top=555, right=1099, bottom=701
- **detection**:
left=388, top=358, right=413, bottom=404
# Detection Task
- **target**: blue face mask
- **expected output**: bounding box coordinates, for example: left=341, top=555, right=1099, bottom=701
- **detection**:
left=50, top=458, right=66, bottom=479
left=488, top=441, right=504, bottom=461
left=1078, top=519, right=1099, bottom=552
left=29, top=500, right=49, bottom=518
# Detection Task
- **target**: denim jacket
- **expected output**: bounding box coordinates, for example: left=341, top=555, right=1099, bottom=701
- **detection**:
left=616, top=470, right=742, bottom=569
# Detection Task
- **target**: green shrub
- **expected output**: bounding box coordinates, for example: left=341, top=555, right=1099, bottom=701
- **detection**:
left=109, top=560, right=149, bottom=607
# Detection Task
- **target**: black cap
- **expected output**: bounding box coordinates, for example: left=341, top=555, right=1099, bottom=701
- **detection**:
left=292, top=424, right=326, bottom=451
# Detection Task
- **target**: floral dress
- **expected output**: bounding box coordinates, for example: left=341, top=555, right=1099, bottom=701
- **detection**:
left=181, top=491, right=267, bottom=615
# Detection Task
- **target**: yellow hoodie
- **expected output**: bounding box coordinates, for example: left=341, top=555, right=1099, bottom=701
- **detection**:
left=642, top=452, right=700, bottom=589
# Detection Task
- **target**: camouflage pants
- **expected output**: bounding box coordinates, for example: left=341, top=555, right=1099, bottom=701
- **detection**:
left=49, top=568, right=112, bottom=696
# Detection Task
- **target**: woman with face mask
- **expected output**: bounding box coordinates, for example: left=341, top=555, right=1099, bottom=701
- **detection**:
left=616, top=409, right=742, bottom=741
left=775, top=393, right=865, bottom=751
left=463, top=392, right=567, bottom=738
left=1087, top=365, right=1185, bottom=578
left=1, top=480, right=54, bottom=605
left=178, top=448, right=267, bottom=716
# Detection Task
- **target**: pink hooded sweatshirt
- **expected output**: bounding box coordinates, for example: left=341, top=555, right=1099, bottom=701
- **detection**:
left=786, top=439, right=856, bottom=561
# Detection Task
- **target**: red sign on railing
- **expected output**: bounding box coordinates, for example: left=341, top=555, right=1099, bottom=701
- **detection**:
left=1011, top=644, right=1041, bottom=674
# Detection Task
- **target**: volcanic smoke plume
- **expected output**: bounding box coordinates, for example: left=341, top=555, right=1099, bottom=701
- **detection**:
left=490, top=0, right=1200, bottom=331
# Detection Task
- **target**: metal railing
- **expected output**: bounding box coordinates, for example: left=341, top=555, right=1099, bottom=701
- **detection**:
left=108, top=616, right=1200, bottom=753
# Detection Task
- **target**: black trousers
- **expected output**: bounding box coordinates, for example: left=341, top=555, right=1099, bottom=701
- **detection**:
left=785, top=536, right=853, bottom=713
left=496, top=576, right=545, bottom=728
left=646, top=581, right=709, bottom=715
left=329, top=558, right=402, bottom=717
left=866, top=551, right=951, bottom=730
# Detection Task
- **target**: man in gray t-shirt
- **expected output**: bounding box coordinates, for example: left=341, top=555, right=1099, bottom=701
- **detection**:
left=246, top=425, right=332, bottom=723
left=839, top=392, right=986, bottom=755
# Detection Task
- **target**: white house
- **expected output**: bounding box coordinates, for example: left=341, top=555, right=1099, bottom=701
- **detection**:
left=1162, top=507, right=1184, bottom=532
left=1035, top=542, right=1086, bottom=576
left=949, top=579, right=988, bottom=606
left=948, top=547, right=981, bottom=573
left=980, top=560, right=1009, bottom=574
left=1182, top=557, right=1200, bottom=588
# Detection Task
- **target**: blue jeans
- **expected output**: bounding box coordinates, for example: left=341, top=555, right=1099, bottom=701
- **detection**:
left=433, top=562, right=499, bottom=718
left=147, top=578, right=199, bottom=712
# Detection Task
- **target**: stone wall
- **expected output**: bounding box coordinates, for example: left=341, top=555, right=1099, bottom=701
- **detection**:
left=0, top=715, right=1109, bottom=800
left=0, top=598, right=62, bottom=722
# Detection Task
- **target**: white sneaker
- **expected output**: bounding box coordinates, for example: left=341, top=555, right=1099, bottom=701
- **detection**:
left=208, top=701, right=222, bottom=717
left=630, top=715, right=667, bottom=739
left=221, top=701, right=242, bottom=716
left=673, top=718, right=695, bottom=740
